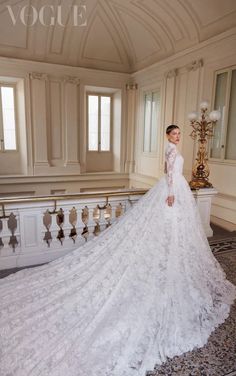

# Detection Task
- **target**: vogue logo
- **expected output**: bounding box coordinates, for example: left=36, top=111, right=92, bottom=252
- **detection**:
left=6, top=4, right=87, bottom=27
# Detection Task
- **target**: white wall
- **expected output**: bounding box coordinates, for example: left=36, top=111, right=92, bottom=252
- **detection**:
left=0, top=57, right=130, bottom=195
left=130, top=29, right=236, bottom=224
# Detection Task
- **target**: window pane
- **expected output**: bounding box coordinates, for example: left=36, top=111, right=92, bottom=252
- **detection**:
left=210, top=72, right=228, bottom=158
left=88, top=95, right=98, bottom=151
left=143, top=93, right=151, bottom=152
left=1, top=86, right=16, bottom=150
left=150, top=92, right=159, bottom=152
left=225, top=70, right=236, bottom=160
left=101, top=96, right=111, bottom=151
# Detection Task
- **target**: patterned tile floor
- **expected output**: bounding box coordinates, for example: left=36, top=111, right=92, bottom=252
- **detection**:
left=0, top=223, right=236, bottom=376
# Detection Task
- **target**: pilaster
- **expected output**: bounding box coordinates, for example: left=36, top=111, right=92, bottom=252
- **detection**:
left=125, top=82, right=138, bottom=173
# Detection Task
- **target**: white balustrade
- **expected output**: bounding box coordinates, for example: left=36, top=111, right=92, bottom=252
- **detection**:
left=0, top=187, right=216, bottom=270
left=0, top=190, right=145, bottom=270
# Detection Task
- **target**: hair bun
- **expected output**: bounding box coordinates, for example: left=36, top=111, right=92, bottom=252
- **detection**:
left=166, top=124, right=179, bottom=134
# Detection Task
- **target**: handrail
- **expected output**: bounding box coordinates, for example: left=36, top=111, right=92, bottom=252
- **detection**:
left=0, top=188, right=148, bottom=206
left=0, top=188, right=150, bottom=263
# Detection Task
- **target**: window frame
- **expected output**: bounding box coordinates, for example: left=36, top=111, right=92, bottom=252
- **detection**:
left=0, top=82, right=18, bottom=153
left=209, top=66, right=236, bottom=165
left=142, top=89, right=160, bottom=155
left=86, top=92, right=113, bottom=153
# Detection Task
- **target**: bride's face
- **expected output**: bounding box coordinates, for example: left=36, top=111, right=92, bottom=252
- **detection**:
left=168, top=129, right=180, bottom=144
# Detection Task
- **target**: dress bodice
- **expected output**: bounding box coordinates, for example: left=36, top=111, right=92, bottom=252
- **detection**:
left=165, top=141, right=184, bottom=195
left=173, top=153, right=184, bottom=174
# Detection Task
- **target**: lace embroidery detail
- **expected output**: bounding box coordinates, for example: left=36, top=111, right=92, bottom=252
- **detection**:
left=165, top=142, right=178, bottom=196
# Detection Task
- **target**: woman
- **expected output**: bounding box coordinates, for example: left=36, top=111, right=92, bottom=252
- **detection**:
left=0, top=125, right=235, bottom=376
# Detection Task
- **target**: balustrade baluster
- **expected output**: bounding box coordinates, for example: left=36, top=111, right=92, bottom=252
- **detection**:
left=0, top=219, right=3, bottom=249
left=81, top=205, right=89, bottom=241
left=43, top=210, right=52, bottom=247
left=8, top=213, right=19, bottom=252
left=93, top=205, right=101, bottom=236
left=49, top=209, right=60, bottom=248
left=104, top=204, right=112, bottom=228
left=56, top=208, right=65, bottom=245
left=74, top=206, right=86, bottom=245
left=69, top=207, right=77, bottom=243
left=115, top=202, right=124, bottom=218
left=99, top=205, right=107, bottom=232
left=0, top=216, right=11, bottom=256
left=61, top=207, right=70, bottom=243
left=110, top=202, right=118, bottom=224
left=87, top=206, right=97, bottom=240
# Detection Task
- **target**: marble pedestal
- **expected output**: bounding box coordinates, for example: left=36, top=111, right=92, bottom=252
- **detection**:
left=192, top=188, right=218, bottom=237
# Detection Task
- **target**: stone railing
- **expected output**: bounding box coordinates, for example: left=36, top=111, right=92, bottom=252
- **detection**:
left=0, top=189, right=147, bottom=270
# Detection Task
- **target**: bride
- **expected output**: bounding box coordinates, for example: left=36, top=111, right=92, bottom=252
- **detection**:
left=0, top=125, right=235, bottom=376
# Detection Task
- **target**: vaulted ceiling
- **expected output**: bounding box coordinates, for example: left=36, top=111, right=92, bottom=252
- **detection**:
left=0, top=0, right=236, bottom=73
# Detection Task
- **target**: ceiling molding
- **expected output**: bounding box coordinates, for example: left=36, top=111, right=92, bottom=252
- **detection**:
left=0, top=0, right=235, bottom=73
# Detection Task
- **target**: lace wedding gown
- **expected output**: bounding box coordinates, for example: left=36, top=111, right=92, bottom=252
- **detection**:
left=0, top=141, right=235, bottom=376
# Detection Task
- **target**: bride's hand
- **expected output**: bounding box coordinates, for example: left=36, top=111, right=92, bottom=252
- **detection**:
left=166, top=195, right=175, bottom=207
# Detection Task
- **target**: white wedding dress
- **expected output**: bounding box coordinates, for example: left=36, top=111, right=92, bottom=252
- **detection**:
left=0, top=141, right=235, bottom=376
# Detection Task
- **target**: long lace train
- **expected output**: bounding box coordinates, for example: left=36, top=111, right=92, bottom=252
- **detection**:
left=0, top=142, right=235, bottom=376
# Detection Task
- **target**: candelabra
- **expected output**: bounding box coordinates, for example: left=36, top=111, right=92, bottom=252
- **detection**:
left=188, top=101, right=221, bottom=189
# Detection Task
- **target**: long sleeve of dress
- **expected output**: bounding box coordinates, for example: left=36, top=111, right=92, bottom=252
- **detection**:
left=165, top=143, right=177, bottom=196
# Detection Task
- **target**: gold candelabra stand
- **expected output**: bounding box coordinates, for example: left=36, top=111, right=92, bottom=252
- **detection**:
left=188, top=101, right=221, bottom=190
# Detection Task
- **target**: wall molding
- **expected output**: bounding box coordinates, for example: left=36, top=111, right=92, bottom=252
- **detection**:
left=63, top=76, right=80, bottom=85
left=217, top=192, right=236, bottom=202
left=165, top=68, right=178, bottom=78
left=129, top=172, right=158, bottom=187
left=29, top=72, right=49, bottom=81
left=211, top=215, right=236, bottom=231
left=185, top=58, right=203, bottom=72
left=126, top=82, right=138, bottom=90
left=0, top=172, right=130, bottom=196
left=0, top=172, right=129, bottom=184
left=212, top=192, right=236, bottom=224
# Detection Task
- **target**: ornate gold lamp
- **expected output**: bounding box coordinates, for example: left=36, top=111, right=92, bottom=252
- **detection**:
left=188, top=101, right=221, bottom=189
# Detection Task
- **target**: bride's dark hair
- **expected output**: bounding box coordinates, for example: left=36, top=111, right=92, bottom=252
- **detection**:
left=166, top=124, right=179, bottom=134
